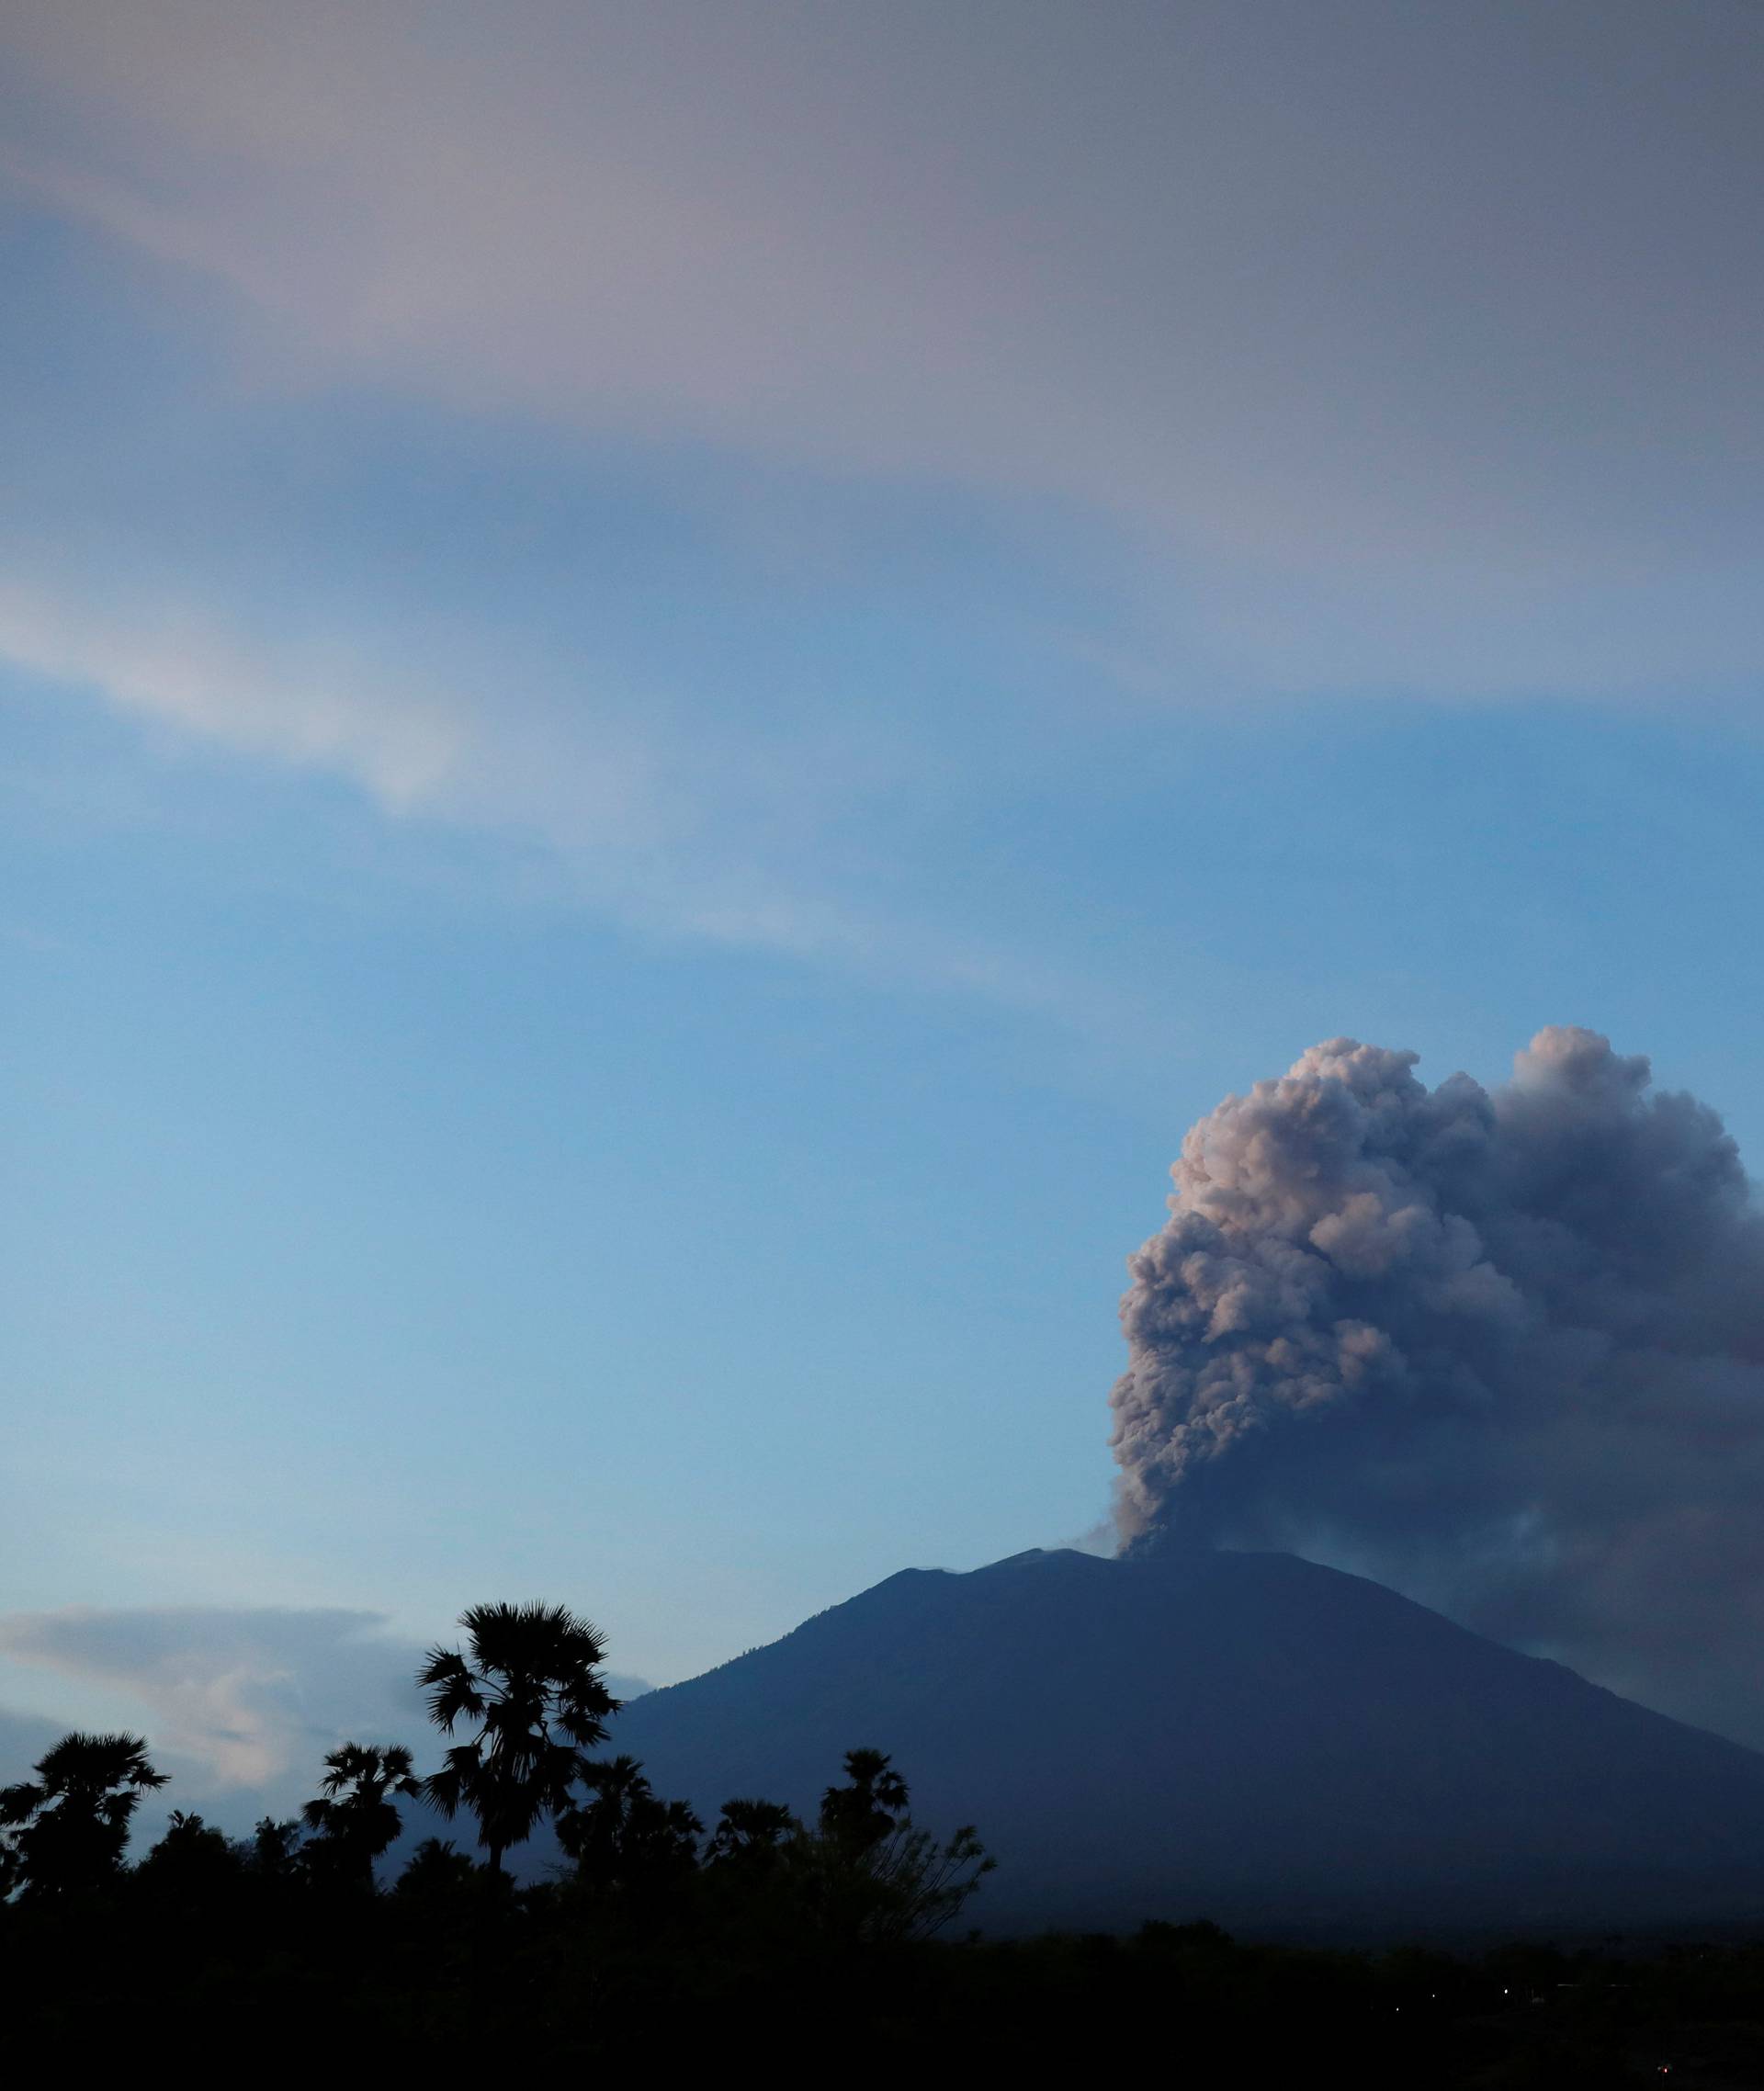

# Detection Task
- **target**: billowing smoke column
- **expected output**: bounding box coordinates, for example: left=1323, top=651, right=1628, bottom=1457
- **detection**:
left=1111, top=1029, right=1764, bottom=1742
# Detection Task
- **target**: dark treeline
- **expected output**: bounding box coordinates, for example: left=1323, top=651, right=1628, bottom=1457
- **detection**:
left=5, top=1600, right=1764, bottom=2082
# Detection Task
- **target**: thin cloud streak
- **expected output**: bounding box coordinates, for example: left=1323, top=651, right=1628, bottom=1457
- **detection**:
left=0, top=570, right=1178, bottom=1040
left=0, top=582, right=466, bottom=808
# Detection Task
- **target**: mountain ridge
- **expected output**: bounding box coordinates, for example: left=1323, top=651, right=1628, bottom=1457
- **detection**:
left=608, top=1544, right=1764, bottom=1935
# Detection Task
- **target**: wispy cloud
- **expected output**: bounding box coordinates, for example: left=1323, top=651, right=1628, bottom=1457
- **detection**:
left=0, top=582, right=465, bottom=808
left=0, top=570, right=857, bottom=957
left=0, top=560, right=1176, bottom=1044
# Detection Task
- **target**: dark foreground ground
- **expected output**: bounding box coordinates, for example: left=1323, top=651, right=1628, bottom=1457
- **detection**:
left=8, top=1882, right=1764, bottom=2085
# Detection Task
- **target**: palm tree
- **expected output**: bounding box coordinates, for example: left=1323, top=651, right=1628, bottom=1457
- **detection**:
left=707, top=1795, right=799, bottom=1867
left=249, top=1815, right=303, bottom=1880
left=0, top=1731, right=166, bottom=1897
left=819, top=1746, right=910, bottom=1855
left=135, top=1811, right=244, bottom=1901
left=559, top=1750, right=652, bottom=1877
left=393, top=1837, right=484, bottom=1905
left=556, top=1753, right=701, bottom=1885
left=300, top=1742, right=421, bottom=1891
left=417, top=1600, right=619, bottom=1874
left=808, top=1748, right=992, bottom=1943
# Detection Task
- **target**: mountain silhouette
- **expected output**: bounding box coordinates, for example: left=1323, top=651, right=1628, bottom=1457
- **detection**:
left=612, top=1545, right=1764, bottom=1934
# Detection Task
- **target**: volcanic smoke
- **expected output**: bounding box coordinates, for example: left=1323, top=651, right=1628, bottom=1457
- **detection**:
left=1109, top=1028, right=1764, bottom=1742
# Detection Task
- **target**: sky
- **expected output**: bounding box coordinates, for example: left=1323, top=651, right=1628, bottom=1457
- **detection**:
left=3, top=0, right=1764, bottom=1832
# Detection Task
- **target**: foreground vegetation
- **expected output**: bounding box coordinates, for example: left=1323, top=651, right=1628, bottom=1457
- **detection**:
left=5, top=1601, right=1764, bottom=2082
left=7, top=1858, right=1764, bottom=2082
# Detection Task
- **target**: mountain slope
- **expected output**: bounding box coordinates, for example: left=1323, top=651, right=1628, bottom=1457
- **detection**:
left=612, top=1545, right=1764, bottom=1933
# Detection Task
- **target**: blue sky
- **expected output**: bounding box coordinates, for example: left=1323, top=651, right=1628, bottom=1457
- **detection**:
left=3, top=0, right=1763, bottom=1825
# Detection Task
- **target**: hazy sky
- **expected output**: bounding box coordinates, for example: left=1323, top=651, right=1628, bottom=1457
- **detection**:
left=4, top=2, right=1764, bottom=1824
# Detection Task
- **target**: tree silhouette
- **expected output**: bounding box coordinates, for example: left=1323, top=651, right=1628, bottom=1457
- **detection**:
left=136, top=1810, right=244, bottom=1901
left=707, top=1796, right=800, bottom=1867
left=557, top=1753, right=701, bottom=1887
left=418, top=1600, right=619, bottom=1874
left=805, top=1746, right=992, bottom=1942
left=819, top=1746, right=910, bottom=1854
left=250, top=1815, right=304, bottom=1879
left=394, top=1837, right=487, bottom=1912
left=556, top=1749, right=649, bottom=1880
left=0, top=1731, right=166, bottom=1898
left=300, top=1742, right=421, bottom=1891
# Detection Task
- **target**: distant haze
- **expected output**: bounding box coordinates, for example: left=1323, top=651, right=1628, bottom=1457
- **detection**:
left=1112, top=1027, right=1764, bottom=1743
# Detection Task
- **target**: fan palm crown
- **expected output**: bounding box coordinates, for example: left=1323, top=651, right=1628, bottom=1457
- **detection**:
left=417, top=1599, right=619, bottom=1871
left=0, top=1731, right=167, bottom=1896
left=300, top=1741, right=421, bottom=1887
left=820, top=1746, right=910, bottom=1855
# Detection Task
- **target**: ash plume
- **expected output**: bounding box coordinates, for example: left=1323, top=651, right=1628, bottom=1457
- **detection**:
left=1110, top=1028, right=1764, bottom=1742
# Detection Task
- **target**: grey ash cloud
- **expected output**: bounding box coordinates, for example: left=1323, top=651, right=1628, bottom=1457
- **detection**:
left=1111, top=1028, right=1764, bottom=1742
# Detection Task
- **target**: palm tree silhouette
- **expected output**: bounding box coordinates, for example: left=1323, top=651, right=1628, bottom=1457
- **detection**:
left=820, top=1746, right=910, bottom=1855
left=250, top=1815, right=303, bottom=1878
left=707, top=1795, right=800, bottom=1866
left=136, top=1810, right=243, bottom=1900
left=809, top=1748, right=991, bottom=1942
left=417, top=1600, right=619, bottom=1875
left=564, top=1750, right=653, bottom=1865
left=557, top=1752, right=701, bottom=1884
left=0, top=1731, right=167, bottom=1897
left=300, top=1742, right=421, bottom=1891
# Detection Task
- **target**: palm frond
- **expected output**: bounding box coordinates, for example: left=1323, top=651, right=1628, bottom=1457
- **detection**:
left=0, top=1781, right=45, bottom=1826
left=415, top=1646, right=474, bottom=1690
left=420, top=1770, right=462, bottom=1817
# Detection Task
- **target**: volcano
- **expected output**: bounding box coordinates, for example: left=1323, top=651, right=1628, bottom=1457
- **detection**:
left=610, top=1545, right=1764, bottom=1935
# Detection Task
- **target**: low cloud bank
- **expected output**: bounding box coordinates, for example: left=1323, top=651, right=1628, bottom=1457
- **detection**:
left=0, top=1606, right=650, bottom=1841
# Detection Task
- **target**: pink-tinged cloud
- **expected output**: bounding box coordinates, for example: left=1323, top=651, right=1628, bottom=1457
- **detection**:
left=4, top=1, right=1763, bottom=693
